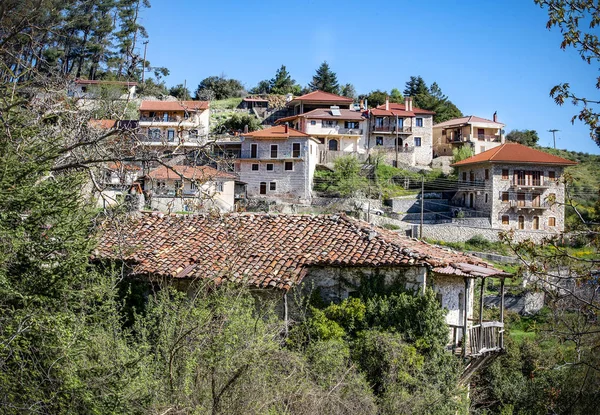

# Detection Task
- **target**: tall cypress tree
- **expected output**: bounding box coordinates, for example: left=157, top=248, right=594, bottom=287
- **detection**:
left=308, top=61, right=340, bottom=94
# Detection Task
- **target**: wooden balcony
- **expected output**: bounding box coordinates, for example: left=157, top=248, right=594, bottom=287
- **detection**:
left=510, top=179, right=552, bottom=190
left=371, top=125, right=412, bottom=134
left=509, top=200, right=551, bottom=211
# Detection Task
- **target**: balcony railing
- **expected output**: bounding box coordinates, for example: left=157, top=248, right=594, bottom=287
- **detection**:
left=448, top=134, right=501, bottom=143
left=457, top=179, right=487, bottom=188
left=336, top=128, right=363, bottom=135
left=238, top=150, right=304, bottom=160
left=510, top=179, right=552, bottom=188
left=140, top=116, right=193, bottom=123
left=371, top=125, right=412, bottom=133
left=509, top=200, right=550, bottom=210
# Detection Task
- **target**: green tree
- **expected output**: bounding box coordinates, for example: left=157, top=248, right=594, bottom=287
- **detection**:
left=215, top=113, right=262, bottom=134
left=308, top=61, right=340, bottom=94
left=365, top=90, right=388, bottom=107
left=403, top=76, right=429, bottom=99
left=506, top=129, right=540, bottom=147
left=195, top=75, right=245, bottom=100
left=389, top=88, right=404, bottom=103
left=535, top=0, right=600, bottom=146
left=249, top=79, right=271, bottom=94
left=452, top=146, right=474, bottom=163
left=168, top=83, right=191, bottom=100
left=341, top=83, right=357, bottom=99
left=330, top=156, right=368, bottom=196
left=270, top=64, right=301, bottom=95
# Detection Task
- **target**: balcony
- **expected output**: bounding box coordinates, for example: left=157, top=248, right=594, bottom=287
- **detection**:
left=448, top=134, right=501, bottom=144
left=336, top=128, right=363, bottom=135
left=457, top=179, right=487, bottom=189
left=137, top=132, right=203, bottom=147
left=510, top=178, right=552, bottom=190
left=139, top=116, right=196, bottom=125
left=509, top=200, right=550, bottom=211
left=238, top=150, right=304, bottom=160
left=371, top=125, right=412, bottom=134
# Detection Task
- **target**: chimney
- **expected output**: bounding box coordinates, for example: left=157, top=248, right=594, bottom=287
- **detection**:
left=493, top=111, right=497, bottom=123
left=360, top=99, right=364, bottom=110
left=243, top=124, right=249, bottom=134
left=408, top=97, right=413, bottom=111
left=385, top=97, right=389, bottom=111
left=284, top=124, right=288, bottom=133
left=405, top=96, right=410, bottom=111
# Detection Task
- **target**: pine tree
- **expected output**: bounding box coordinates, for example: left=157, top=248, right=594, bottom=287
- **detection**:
left=270, top=65, right=297, bottom=95
left=341, top=83, right=357, bottom=99
left=403, top=76, right=429, bottom=99
left=308, top=61, right=340, bottom=94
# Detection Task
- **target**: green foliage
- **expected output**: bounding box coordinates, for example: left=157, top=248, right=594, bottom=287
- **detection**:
left=319, top=156, right=368, bottom=197
left=308, top=61, right=340, bottom=94
left=452, top=145, right=474, bottom=163
left=506, top=129, right=540, bottom=146
left=215, top=112, right=262, bottom=134
left=195, top=75, right=245, bottom=100
left=341, top=83, right=357, bottom=99
left=138, top=78, right=169, bottom=97
left=270, top=65, right=301, bottom=95
left=404, top=76, right=462, bottom=123
left=389, top=88, right=404, bottom=103
left=364, top=89, right=388, bottom=107
left=168, top=83, right=191, bottom=100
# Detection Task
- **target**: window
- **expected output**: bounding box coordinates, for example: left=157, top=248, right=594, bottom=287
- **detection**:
left=175, top=180, right=182, bottom=196
left=251, top=163, right=259, bottom=171
left=415, top=118, right=423, bottom=127
left=414, top=137, right=422, bottom=147
left=502, top=215, right=510, bottom=225
left=548, top=217, right=556, bottom=227
left=163, top=112, right=169, bottom=122
left=502, top=169, right=509, bottom=180
left=292, top=143, right=301, bottom=158
left=269, top=182, right=276, bottom=191
left=323, top=120, right=338, bottom=128
left=485, top=193, right=488, bottom=203
left=481, top=146, right=486, bottom=152
left=548, top=171, right=556, bottom=180
left=485, top=169, right=489, bottom=180
left=270, top=144, right=278, bottom=158
left=502, top=192, right=509, bottom=203
left=284, top=161, right=293, bottom=171
left=167, top=130, right=175, bottom=141
left=518, top=215, right=525, bottom=229
left=344, top=121, right=359, bottom=129
left=469, top=171, right=475, bottom=182
left=310, top=120, right=316, bottom=125
left=250, top=144, right=257, bottom=158
left=328, top=139, right=339, bottom=151
left=189, top=129, right=198, bottom=138
left=375, top=136, right=383, bottom=146
left=533, top=216, right=540, bottom=230
left=375, top=117, right=384, bottom=127
left=216, top=182, right=224, bottom=192
left=190, top=181, right=197, bottom=191
left=397, top=118, right=404, bottom=127
left=148, top=128, right=161, bottom=141
left=462, top=172, right=467, bottom=182
left=266, top=163, right=274, bottom=171
left=517, top=193, right=526, bottom=207
left=259, top=182, right=266, bottom=194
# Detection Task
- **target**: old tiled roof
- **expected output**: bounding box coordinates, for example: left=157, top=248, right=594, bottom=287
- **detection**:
left=146, top=165, right=236, bottom=181
left=95, top=213, right=509, bottom=290
left=451, top=143, right=578, bottom=167
left=107, top=162, right=141, bottom=171
left=375, top=102, right=436, bottom=115
left=89, top=119, right=117, bottom=129
left=140, top=100, right=209, bottom=111
left=370, top=108, right=416, bottom=117
left=276, top=108, right=366, bottom=124
left=76, top=79, right=137, bottom=86
left=434, top=115, right=505, bottom=128
left=242, top=125, right=311, bottom=139
left=288, top=90, right=354, bottom=105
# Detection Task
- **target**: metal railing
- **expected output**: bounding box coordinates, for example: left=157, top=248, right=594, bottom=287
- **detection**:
left=336, top=128, right=363, bottom=135
left=510, top=178, right=552, bottom=188
left=140, top=116, right=193, bottom=123
left=371, top=125, right=412, bottom=133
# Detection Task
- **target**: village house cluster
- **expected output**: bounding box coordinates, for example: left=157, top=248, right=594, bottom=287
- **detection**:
left=86, top=80, right=576, bottom=241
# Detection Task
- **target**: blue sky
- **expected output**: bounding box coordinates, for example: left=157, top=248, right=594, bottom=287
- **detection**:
left=139, top=0, right=599, bottom=154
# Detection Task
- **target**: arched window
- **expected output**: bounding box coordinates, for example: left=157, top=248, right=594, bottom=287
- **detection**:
left=518, top=215, right=525, bottom=229
left=328, top=139, right=339, bottom=151
left=533, top=216, right=540, bottom=230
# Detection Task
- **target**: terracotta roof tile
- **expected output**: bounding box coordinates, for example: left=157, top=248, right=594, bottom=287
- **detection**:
left=241, top=125, right=310, bottom=139
left=95, top=213, right=509, bottom=290
left=140, top=100, right=209, bottom=112
left=146, top=165, right=236, bottom=181
left=276, top=108, right=366, bottom=124
left=375, top=102, right=435, bottom=115
left=288, top=90, right=354, bottom=104
left=450, top=143, right=578, bottom=167
left=434, top=115, right=504, bottom=128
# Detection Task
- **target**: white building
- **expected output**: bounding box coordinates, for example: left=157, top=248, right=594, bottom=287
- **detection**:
left=236, top=125, right=320, bottom=203
left=433, top=114, right=505, bottom=157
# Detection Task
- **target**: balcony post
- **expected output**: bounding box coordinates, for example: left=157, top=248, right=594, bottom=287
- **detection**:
left=499, top=278, right=505, bottom=349
left=463, top=277, right=469, bottom=358
left=479, top=277, right=485, bottom=326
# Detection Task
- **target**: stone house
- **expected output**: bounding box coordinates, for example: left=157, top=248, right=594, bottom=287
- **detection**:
left=138, top=100, right=210, bottom=148
left=368, top=97, right=434, bottom=168
left=276, top=108, right=368, bottom=163
left=286, top=90, right=354, bottom=115
left=236, top=125, right=320, bottom=203
left=433, top=114, right=505, bottom=157
left=68, top=79, right=137, bottom=99
left=144, top=165, right=236, bottom=213
left=451, top=143, right=577, bottom=234
left=96, top=212, right=511, bottom=357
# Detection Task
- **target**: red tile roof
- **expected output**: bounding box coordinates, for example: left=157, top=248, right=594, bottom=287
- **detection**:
left=276, top=108, right=366, bottom=124
left=242, top=125, right=311, bottom=139
left=370, top=108, right=416, bottom=117
left=375, top=103, right=435, bottom=115
left=107, top=162, right=141, bottom=171
left=89, top=119, right=117, bottom=129
left=76, top=79, right=137, bottom=87
left=95, top=213, right=508, bottom=290
left=451, top=143, right=578, bottom=167
left=434, top=115, right=505, bottom=128
left=288, top=90, right=354, bottom=104
left=146, top=165, right=236, bottom=181
left=140, top=100, right=209, bottom=112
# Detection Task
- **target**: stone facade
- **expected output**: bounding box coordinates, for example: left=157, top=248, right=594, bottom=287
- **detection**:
left=236, top=136, right=319, bottom=203
left=138, top=107, right=210, bottom=148
left=432, top=116, right=504, bottom=157
left=455, top=162, right=566, bottom=233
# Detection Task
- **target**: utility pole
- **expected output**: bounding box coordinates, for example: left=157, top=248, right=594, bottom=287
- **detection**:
left=141, top=40, right=149, bottom=83
left=419, top=175, right=424, bottom=240
left=548, top=129, right=559, bottom=149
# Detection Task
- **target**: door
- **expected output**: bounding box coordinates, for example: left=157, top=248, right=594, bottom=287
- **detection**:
left=469, top=193, right=474, bottom=208
left=532, top=194, right=541, bottom=207
left=517, top=193, right=526, bottom=207
left=259, top=182, right=266, bottom=195
left=477, top=128, right=485, bottom=139
left=533, top=216, right=540, bottom=230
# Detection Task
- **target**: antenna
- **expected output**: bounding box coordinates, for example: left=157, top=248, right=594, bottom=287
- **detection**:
left=548, top=129, right=559, bottom=149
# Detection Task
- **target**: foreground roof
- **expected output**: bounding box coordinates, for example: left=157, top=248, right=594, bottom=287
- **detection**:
left=451, top=143, right=578, bottom=167
left=287, top=90, right=354, bottom=106
left=140, top=100, right=209, bottom=112
left=146, top=165, right=237, bottom=181
left=241, top=125, right=311, bottom=139
left=375, top=102, right=436, bottom=115
left=276, top=108, right=366, bottom=124
left=434, top=115, right=505, bottom=128
left=95, top=213, right=509, bottom=290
